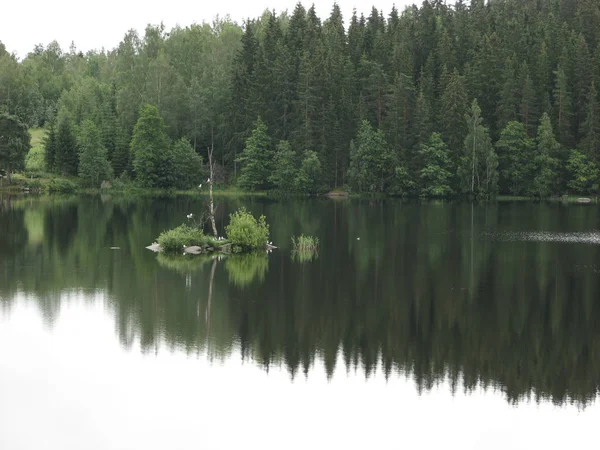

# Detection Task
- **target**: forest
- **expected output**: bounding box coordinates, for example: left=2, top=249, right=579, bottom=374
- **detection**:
left=1, top=0, right=600, bottom=196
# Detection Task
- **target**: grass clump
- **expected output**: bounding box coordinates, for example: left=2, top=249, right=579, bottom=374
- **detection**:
left=225, top=207, right=270, bottom=251
left=291, top=234, right=319, bottom=262
left=157, top=224, right=207, bottom=253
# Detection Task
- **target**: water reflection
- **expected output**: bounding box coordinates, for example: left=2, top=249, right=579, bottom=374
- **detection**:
left=1, top=194, right=600, bottom=406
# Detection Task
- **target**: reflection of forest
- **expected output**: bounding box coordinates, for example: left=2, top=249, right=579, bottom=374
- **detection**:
left=2, top=195, right=600, bottom=406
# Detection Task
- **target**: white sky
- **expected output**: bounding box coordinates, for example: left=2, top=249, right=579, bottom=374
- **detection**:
left=1, top=0, right=416, bottom=59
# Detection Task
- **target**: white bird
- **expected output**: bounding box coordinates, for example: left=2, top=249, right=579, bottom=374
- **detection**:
left=357, top=237, right=360, bottom=240
left=207, top=178, right=210, bottom=183
left=199, top=184, right=202, bottom=189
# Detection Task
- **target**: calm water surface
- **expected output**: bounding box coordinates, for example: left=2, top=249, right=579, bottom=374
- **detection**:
left=1, top=195, right=600, bottom=449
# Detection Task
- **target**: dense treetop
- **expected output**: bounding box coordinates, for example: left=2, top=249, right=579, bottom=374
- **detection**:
left=1, top=0, right=600, bottom=196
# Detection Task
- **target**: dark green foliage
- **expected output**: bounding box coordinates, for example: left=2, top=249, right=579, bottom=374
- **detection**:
left=532, top=113, right=560, bottom=198
left=566, top=151, right=599, bottom=194
left=55, top=118, right=79, bottom=176
left=348, top=120, right=395, bottom=193
left=418, top=132, right=453, bottom=197
left=44, top=124, right=58, bottom=172
left=237, top=117, right=273, bottom=191
left=439, top=69, right=468, bottom=157
left=270, top=140, right=297, bottom=193
left=3, top=2, right=600, bottom=197
left=458, top=99, right=499, bottom=196
left=170, top=138, right=204, bottom=190
left=295, top=150, right=323, bottom=195
left=77, top=120, right=113, bottom=187
left=0, top=113, right=30, bottom=183
left=131, top=104, right=172, bottom=188
left=579, top=81, right=600, bottom=164
left=496, top=121, right=536, bottom=195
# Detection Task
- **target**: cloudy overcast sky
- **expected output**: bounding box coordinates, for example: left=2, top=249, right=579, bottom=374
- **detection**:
left=2, top=0, right=416, bottom=58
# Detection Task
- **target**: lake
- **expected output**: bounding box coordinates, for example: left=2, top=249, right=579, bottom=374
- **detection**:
left=1, top=194, right=600, bottom=449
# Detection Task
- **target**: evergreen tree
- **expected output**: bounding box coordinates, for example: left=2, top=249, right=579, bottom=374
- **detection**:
left=131, top=104, right=172, bottom=188
left=553, top=66, right=574, bottom=147
left=237, top=117, right=274, bottom=191
left=497, top=56, right=519, bottom=131
left=44, top=123, right=58, bottom=172
left=519, top=62, right=537, bottom=137
left=418, top=132, right=453, bottom=197
left=0, top=113, right=30, bottom=183
left=55, top=117, right=79, bottom=176
left=295, top=150, right=323, bottom=195
left=579, top=81, right=600, bottom=164
left=270, top=140, right=297, bottom=193
left=77, top=119, right=113, bottom=187
left=170, top=138, right=204, bottom=190
left=439, top=69, right=468, bottom=158
left=348, top=120, right=395, bottom=193
left=496, top=121, right=536, bottom=195
left=532, top=113, right=560, bottom=197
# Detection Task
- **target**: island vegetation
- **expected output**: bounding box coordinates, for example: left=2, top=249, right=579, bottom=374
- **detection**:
left=1, top=0, right=600, bottom=198
left=155, top=206, right=271, bottom=254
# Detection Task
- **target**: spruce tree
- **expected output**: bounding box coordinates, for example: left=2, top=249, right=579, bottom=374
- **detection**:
left=237, top=117, right=274, bottom=191
left=533, top=113, right=560, bottom=197
left=44, top=124, right=58, bottom=172
left=440, top=69, right=468, bottom=158
left=131, top=104, right=172, bottom=188
left=418, top=132, right=454, bottom=197
left=579, top=81, right=600, bottom=164
left=77, top=120, right=113, bottom=187
left=55, top=118, right=79, bottom=176
left=496, top=121, right=536, bottom=195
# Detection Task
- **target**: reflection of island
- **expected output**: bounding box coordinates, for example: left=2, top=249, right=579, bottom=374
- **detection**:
left=3, top=196, right=600, bottom=407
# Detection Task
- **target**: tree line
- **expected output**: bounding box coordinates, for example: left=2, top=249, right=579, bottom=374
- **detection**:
left=1, top=0, right=600, bottom=195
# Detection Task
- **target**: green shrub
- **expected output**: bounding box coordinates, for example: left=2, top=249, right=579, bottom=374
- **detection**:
left=47, top=178, right=78, bottom=193
left=291, top=234, right=319, bottom=262
left=157, top=224, right=206, bottom=253
left=225, top=207, right=270, bottom=250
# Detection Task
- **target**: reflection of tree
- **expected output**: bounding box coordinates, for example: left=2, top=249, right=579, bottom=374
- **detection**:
left=3, top=196, right=600, bottom=406
left=224, top=253, right=269, bottom=287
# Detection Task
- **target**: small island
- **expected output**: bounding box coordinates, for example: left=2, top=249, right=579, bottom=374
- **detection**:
left=149, top=206, right=275, bottom=255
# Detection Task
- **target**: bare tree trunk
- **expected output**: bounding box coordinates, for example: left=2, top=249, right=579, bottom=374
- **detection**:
left=208, top=127, right=218, bottom=238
